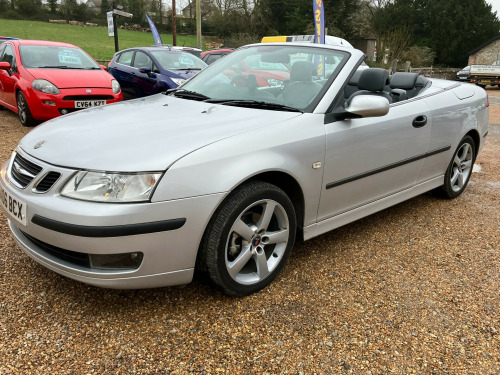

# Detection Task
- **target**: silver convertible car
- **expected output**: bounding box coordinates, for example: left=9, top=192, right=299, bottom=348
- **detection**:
left=0, top=43, right=489, bottom=295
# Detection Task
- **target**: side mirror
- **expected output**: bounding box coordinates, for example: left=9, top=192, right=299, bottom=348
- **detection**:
left=139, top=67, right=152, bottom=77
left=100, top=64, right=107, bottom=71
left=0, top=62, right=12, bottom=71
left=345, top=95, right=390, bottom=117
left=328, top=95, right=390, bottom=121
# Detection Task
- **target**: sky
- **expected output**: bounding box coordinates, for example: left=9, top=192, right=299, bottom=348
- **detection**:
left=486, top=0, right=500, bottom=19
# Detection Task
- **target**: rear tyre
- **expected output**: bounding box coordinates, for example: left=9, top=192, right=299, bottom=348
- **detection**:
left=439, top=135, right=475, bottom=199
left=200, top=181, right=296, bottom=296
left=17, top=91, right=36, bottom=127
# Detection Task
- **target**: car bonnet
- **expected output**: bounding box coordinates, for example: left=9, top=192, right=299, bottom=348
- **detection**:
left=19, top=94, right=301, bottom=172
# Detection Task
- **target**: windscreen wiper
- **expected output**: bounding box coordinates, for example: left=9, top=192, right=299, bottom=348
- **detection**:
left=37, top=66, right=84, bottom=69
left=165, top=88, right=210, bottom=101
left=204, top=99, right=303, bottom=113
left=172, top=68, right=202, bottom=71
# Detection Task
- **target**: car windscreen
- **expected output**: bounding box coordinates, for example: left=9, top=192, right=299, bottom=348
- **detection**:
left=178, top=44, right=350, bottom=112
left=150, top=50, right=207, bottom=71
left=20, top=45, right=100, bottom=69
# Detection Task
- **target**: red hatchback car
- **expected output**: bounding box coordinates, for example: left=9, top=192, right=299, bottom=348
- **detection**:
left=0, top=40, right=123, bottom=126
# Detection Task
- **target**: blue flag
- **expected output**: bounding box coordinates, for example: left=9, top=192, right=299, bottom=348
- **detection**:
left=313, top=0, right=325, bottom=44
left=146, top=13, right=163, bottom=46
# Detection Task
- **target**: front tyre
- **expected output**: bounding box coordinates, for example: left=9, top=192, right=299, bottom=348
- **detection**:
left=440, top=135, right=476, bottom=199
left=17, top=91, right=36, bottom=127
left=200, top=181, right=296, bottom=296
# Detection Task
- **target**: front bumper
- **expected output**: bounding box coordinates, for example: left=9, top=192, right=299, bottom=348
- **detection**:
left=26, top=87, right=122, bottom=121
left=0, top=151, right=224, bottom=289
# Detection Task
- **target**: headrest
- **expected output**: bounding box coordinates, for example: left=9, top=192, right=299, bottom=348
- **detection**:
left=290, top=61, right=316, bottom=82
left=390, top=72, right=419, bottom=89
left=348, top=70, right=363, bottom=86
left=357, top=68, right=389, bottom=92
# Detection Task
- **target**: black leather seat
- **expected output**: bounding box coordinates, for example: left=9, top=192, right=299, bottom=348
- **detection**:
left=389, top=72, right=420, bottom=100
left=347, top=68, right=392, bottom=104
left=344, top=70, right=363, bottom=99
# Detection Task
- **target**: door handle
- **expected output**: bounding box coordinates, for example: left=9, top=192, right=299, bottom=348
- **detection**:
left=412, top=115, right=427, bottom=128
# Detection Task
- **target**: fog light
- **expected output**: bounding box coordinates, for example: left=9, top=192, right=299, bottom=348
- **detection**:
left=89, top=252, right=143, bottom=270
left=61, top=109, right=68, bottom=115
left=43, top=100, right=56, bottom=106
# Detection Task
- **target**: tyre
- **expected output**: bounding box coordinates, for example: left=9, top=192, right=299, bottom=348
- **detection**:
left=200, top=181, right=297, bottom=296
left=440, top=135, right=475, bottom=199
left=17, top=91, right=37, bottom=127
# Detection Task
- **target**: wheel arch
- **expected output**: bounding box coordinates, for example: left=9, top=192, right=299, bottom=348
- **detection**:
left=244, top=171, right=305, bottom=240
left=195, top=170, right=306, bottom=273
left=465, top=129, right=480, bottom=158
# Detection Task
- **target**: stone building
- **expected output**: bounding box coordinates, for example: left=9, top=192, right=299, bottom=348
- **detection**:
left=468, top=33, right=500, bottom=65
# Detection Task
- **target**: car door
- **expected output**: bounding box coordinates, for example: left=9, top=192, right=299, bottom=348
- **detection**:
left=131, top=51, right=157, bottom=97
left=0, top=43, right=18, bottom=109
left=318, top=98, right=432, bottom=222
left=109, top=50, right=135, bottom=99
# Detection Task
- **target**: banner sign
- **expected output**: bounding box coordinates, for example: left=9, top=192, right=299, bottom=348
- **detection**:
left=313, top=0, right=325, bottom=44
left=107, top=12, right=114, bottom=37
left=146, top=13, right=163, bottom=46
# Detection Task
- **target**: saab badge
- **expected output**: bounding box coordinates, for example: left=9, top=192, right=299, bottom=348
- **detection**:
left=34, top=140, right=46, bottom=149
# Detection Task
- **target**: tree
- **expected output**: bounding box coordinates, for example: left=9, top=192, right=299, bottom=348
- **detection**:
left=48, top=0, right=57, bottom=13
left=17, top=0, right=42, bottom=17
left=368, top=0, right=500, bottom=66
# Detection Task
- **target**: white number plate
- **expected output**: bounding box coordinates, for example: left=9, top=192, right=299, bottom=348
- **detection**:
left=0, top=181, right=27, bottom=226
left=75, top=100, right=106, bottom=108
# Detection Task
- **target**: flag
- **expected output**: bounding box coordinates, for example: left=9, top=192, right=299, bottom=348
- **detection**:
left=313, top=0, right=325, bottom=44
left=146, top=13, right=163, bottom=46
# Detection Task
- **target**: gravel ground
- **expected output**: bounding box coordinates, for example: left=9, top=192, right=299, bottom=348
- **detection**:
left=0, top=88, right=499, bottom=374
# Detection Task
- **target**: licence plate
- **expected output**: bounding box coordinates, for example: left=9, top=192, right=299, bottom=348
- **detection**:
left=480, top=80, right=490, bottom=84
left=0, top=182, right=27, bottom=226
left=75, top=100, right=106, bottom=108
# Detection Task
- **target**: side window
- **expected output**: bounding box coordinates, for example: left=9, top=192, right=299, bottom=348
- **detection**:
left=133, top=51, right=153, bottom=70
left=117, top=51, right=134, bottom=66
left=0, top=45, right=17, bottom=72
left=1, top=45, right=15, bottom=64
left=206, top=54, right=220, bottom=65
left=152, top=63, right=160, bottom=74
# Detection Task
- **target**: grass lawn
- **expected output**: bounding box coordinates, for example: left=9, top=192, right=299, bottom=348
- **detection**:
left=1, top=19, right=201, bottom=61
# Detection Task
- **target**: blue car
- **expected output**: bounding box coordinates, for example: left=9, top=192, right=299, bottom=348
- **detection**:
left=107, top=46, right=207, bottom=99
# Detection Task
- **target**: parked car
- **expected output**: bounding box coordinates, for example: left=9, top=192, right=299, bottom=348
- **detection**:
left=107, top=46, right=207, bottom=99
left=201, top=48, right=234, bottom=64
left=0, top=43, right=489, bottom=296
left=456, top=66, right=471, bottom=81
left=0, top=39, right=122, bottom=126
left=171, top=46, right=203, bottom=58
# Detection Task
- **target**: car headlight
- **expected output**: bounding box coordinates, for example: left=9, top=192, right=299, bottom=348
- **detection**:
left=171, top=77, right=186, bottom=87
left=111, top=79, right=121, bottom=94
left=61, top=171, right=162, bottom=203
left=32, top=79, right=60, bottom=94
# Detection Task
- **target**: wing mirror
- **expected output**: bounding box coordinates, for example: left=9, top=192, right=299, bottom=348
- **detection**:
left=329, top=95, right=390, bottom=121
left=0, top=62, right=12, bottom=75
left=345, top=95, right=390, bottom=117
left=139, top=67, right=152, bottom=77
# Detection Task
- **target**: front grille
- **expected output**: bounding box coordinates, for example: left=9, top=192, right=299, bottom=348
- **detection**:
left=63, top=95, right=114, bottom=101
left=10, top=153, right=43, bottom=188
left=35, top=172, right=61, bottom=192
left=22, top=231, right=91, bottom=268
